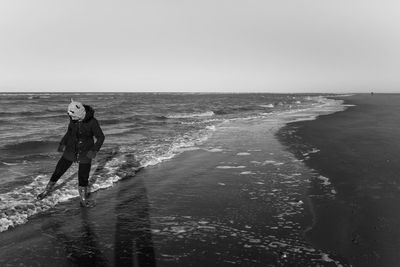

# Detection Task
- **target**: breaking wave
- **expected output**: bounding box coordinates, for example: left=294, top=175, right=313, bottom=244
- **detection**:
left=167, top=111, right=215, bottom=119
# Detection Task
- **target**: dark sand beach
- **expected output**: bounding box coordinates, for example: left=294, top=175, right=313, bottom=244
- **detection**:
left=278, top=94, right=400, bottom=266
left=3, top=94, right=396, bottom=266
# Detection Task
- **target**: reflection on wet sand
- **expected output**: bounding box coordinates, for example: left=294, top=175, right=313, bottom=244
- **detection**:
left=70, top=211, right=109, bottom=266
left=41, top=152, right=156, bottom=267
left=43, top=209, right=109, bottom=267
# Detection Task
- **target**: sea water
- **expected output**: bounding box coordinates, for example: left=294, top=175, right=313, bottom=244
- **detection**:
left=0, top=93, right=346, bottom=233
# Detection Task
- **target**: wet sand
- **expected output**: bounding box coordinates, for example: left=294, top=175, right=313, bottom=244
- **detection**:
left=278, top=93, right=400, bottom=266
left=0, top=112, right=344, bottom=266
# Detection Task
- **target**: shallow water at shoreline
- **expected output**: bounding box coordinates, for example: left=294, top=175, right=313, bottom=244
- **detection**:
left=0, top=93, right=345, bottom=233
left=277, top=94, right=400, bottom=266
left=0, top=101, right=348, bottom=266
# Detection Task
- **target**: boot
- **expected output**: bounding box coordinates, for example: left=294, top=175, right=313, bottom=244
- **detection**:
left=78, top=186, right=89, bottom=207
left=37, top=181, right=56, bottom=200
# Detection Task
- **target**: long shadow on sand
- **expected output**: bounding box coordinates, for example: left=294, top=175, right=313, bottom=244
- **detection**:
left=113, top=155, right=156, bottom=267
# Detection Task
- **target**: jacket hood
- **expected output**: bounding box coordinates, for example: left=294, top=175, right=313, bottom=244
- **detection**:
left=83, top=105, right=95, bottom=122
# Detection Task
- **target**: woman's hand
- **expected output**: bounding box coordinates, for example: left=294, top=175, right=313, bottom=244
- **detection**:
left=57, top=144, right=65, bottom=152
left=86, top=151, right=97, bottom=159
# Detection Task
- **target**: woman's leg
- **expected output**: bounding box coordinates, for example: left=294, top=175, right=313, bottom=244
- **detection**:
left=78, top=162, right=91, bottom=206
left=78, top=162, right=91, bottom=187
left=37, top=157, right=73, bottom=200
left=50, top=157, right=73, bottom=183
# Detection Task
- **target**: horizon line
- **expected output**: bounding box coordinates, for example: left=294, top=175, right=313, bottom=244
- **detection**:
left=0, top=91, right=383, bottom=95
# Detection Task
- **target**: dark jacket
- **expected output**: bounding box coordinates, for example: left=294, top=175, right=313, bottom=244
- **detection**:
left=60, top=105, right=105, bottom=163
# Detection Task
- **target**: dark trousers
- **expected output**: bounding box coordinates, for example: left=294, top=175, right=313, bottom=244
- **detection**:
left=50, top=156, right=91, bottom=186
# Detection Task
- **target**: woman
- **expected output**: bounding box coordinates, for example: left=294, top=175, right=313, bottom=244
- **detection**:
left=37, top=99, right=105, bottom=207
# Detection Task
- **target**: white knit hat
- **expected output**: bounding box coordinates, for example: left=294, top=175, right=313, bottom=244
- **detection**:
left=67, top=99, right=86, bottom=121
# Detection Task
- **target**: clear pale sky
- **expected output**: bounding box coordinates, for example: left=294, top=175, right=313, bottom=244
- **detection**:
left=1, top=0, right=399, bottom=93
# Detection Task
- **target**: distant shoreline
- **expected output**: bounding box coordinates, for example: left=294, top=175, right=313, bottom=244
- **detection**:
left=0, top=91, right=356, bottom=95
left=277, top=93, right=400, bottom=266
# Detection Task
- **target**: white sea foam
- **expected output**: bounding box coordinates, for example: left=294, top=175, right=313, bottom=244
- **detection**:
left=1, top=162, right=18, bottom=166
left=262, top=160, right=284, bottom=166
left=0, top=174, right=78, bottom=232
left=216, top=166, right=246, bottom=169
left=236, top=152, right=251, bottom=156
left=302, top=148, right=320, bottom=156
left=332, top=94, right=355, bottom=97
left=317, top=175, right=331, bottom=186
left=259, top=104, right=274, bottom=108
left=240, top=171, right=256, bottom=175
left=167, top=111, right=215, bottom=119
left=140, top=123, right=217, bottom=167
left=275, top=96, right=348, bottom=124
left=0, top=153, right=144, bottom=232
left=206, top=148, right=224, bottom=152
